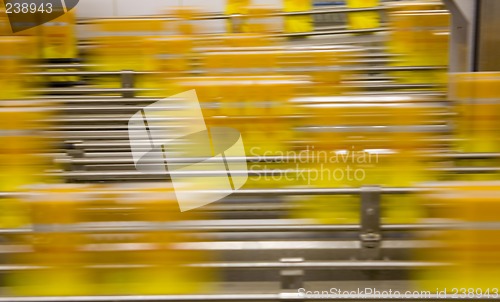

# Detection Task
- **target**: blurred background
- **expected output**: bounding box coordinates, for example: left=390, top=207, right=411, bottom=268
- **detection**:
left=0, top=0, right=499, bottom=300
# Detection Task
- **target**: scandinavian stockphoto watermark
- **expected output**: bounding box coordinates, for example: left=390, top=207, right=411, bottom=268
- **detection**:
left=248, top=146, right=381, bottom=184
left=2, top=0, right=79, bottom=33
left=128, top=90, right=248, bottom=212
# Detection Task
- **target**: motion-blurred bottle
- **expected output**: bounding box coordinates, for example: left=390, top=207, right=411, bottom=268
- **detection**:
left=8, top=185, right=91, bottom=296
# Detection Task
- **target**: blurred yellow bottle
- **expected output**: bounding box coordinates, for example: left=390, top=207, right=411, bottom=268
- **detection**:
left=9, top=185, right=91, bottom=296
left=284, top=0, right=313, bottom=34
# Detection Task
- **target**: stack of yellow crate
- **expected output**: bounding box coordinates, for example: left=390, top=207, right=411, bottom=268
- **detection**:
left=278, top=46, right=360, bottom=96
left=171, top=74, right=302, bottom=155
left=418, top=182, right=500, bottom=292
left=87, top=184, right=212, bottom=295
left=0, top=100, right=54, bottom=228
left=292, top=97, right=444, bottom=224
left=242, top=6, right=282, bottom=34
left=0, top=6, right=41, bottom=59
left=387, top=3, right=449, bottom=85
left=89, top=19, right=164, bottom=96
left=219, top=33, right=277, bottom=47
left=346, top=0, right=380, bottom=31
left=7, top=184, right=214, bottom=296
left=0, top=36, right=35, bottom=99
left=283, top=0, right=313, bottom=34
left=8, top=185, right=92, bottom=296
left=39, top=9, right=79, bottom=85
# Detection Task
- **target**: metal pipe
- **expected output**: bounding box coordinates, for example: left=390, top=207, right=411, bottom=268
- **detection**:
left=77, top=6, right=388, bottom=24
left=57, top=152, right=500, bottom=166
left=0, top=222, right=454, bottom=235
left=29, top=83, right=443, bottom=96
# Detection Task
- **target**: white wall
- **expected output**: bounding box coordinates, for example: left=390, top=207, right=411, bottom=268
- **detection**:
left=76, top=0, right=283, bottom=18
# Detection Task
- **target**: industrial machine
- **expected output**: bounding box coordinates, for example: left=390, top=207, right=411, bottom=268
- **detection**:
left=0, top=0, right=499, bottom=301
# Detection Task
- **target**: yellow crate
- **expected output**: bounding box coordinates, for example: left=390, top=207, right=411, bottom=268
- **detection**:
left=0, top=37, right=35, bottom=99
left=221, top=33, right=276, bottom=47
left=449, top=72, right=500, bottom=153
left=346, top=0, right=380, bottom=30
left=40, top=10, right=77, bottom=59
left=151, top=36, right=193, bottom=73
left=243, top=6, right=282, bottom=33
left=417, top=182, right=500, bottom=291
left=8, top=185, right=92, bottom=296
left=168, top=7, right=201, bottom=35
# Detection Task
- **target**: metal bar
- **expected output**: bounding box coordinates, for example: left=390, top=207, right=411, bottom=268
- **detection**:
left=121, top=70, right=136, bottom=98
left=52, top=167, right=499, bottom=180
left=360, top=186, right=382, bottom=260
left=280, top=257, right=304, bottom=295
left=188, top=260, right=446, bottom=269
left=430, top=152, right=500, bottom=159
left=24, top=66, right=447, bottom=77
left=74, top=152, right=498, bottom=160
left=431, top=167, right=500, bottom=173
left=60, top=151, right=500, bottom=166
left=0, top=223, right=455, bottom=235
left=77, top=6, right=388, bottom=24
left=0, top=187, right=422, bottom=198
left=31, top=83, right=441, bottom=94
left=58, top=139, right=457, bottom=151
left=34, top=64, right=94, bottom=69
left=32, top=88, right=159, bottom=95
left=350, top=66, right=447, bottom=72
left=276, top=27, right=388, bottom=37
left=0, top=293, right=493, bottom=301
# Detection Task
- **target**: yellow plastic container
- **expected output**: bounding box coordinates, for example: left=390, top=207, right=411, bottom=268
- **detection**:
left=40, top=10, right=76, bottom=59
left=417, top=182, right=500, bottom=291
left=284, top=0, right=313, bottom=33
left=243, top=6, right=282, bottom=34
left=8, top=185, right=91, bottom=296
left=346, top=0, right=380, bottom=30
left=449, top=72, right=500, bottom=153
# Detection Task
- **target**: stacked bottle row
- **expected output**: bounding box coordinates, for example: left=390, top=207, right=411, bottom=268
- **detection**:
left=386, top=2, right=449, bottom=85
left=6, top=184, right=213, bottom=296
left=449, top=72, right=500, bottom=153
left=0, top=5, right=77, bottom=60
left=417, top=181, right=500, bottom=292
left=87, top=16, right=363, bottom=166
left=0, top=5, right=78, bottom=86
left=286, top=95, right=447, bottom=224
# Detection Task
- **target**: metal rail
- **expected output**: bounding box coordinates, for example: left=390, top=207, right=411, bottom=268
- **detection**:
left=0, top=222, right=453, bottom=235
left=55, top=153, right=500, bottom=165
left=77, top=6, right=389, bottom=24
left=30, top=83, right=443, bottom=96
left=25, top=66, right=447, bottom=77
left=50, top=167, right=499, bottom=180
left=0, top=261, right=447, bottom=271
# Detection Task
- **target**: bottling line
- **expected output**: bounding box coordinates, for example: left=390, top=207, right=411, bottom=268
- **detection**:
left=0, top=0, right=499, bottom=301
